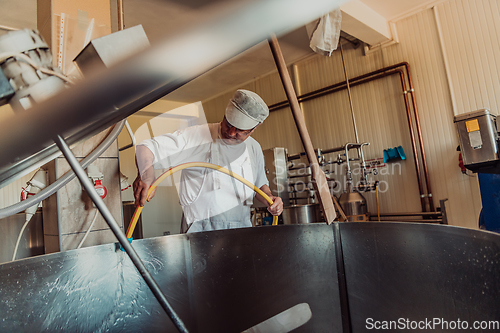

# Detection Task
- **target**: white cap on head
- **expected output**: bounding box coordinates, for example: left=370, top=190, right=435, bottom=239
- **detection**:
left=225, top=89, right=269, bottom=130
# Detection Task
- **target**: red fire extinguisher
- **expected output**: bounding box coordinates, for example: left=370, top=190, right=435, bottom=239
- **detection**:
left=458, top=153, right=467, bottom=174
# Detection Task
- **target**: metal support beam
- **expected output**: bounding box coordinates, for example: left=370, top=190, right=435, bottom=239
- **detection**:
left=268, top=35, right=337, bottom=223
left=54, top=135, right=188, bottom=333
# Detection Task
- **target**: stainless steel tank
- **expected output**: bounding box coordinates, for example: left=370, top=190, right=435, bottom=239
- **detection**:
left=0, top=223, right=499, bottom=332
left=338, top=190, right=368, bottom=221
left=282, top=204, right=321, bottom=224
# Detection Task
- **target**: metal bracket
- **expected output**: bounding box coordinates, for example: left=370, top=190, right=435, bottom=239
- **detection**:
left=119, top=119, right=137, bottom=151
left=439, top=199, right=448, bottom=225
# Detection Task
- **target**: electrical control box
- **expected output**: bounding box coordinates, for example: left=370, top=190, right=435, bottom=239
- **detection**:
left=454, top=109, right=500, bottom=174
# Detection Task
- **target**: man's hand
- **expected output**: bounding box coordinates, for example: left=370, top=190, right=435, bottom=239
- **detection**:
left=267, top=195, right=283, bottom=216
left=133, top=174, right=157, bottom=207
left=257, top=185, right=283, bottom=216
left=134, top=146, right=156, bottom=207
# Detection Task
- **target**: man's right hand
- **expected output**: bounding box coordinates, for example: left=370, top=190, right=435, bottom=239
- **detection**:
left=134, top=146, right=156, bottom=207
left=133, top=169, right=156, bottom=207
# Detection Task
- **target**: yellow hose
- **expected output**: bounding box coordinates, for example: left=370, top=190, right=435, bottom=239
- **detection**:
left=126, top=162, right=278, bottom=238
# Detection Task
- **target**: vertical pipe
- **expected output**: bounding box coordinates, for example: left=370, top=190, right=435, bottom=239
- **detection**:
left=433, top=6, right=458, bottom=116
left=376, top=185, right=380, bottom=222
left=266, top=63, right=432, bottom=212
left=359, top=143, right=369, bottom=183
left=340, top=42, right=363, bottom=188
left=54, top=135, right=189, bottom=333
left=398, top=70, right=427, bottom=212
left=117, top=0, right=125, bottom=31
left=339, top=42, right=360, bottom=144
left=344, top=143, right=353, bottom=191
left=292, top=63, right=302, bottom=96
left=268, top=35, right=337, bottom=223
left=403, top=65, right=435, bottom=211
left=429, top=5, right=454, bottom=212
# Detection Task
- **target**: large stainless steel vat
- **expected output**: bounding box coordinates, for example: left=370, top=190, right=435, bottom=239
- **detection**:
left=0, top=223, right=499, bottom=332
left=282, top=204, right=321, bottom=224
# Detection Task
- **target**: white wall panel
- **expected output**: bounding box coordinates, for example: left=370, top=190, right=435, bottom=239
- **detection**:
left=254, top=72, right=287, bottom=106
left=284, top=44, right=424, bottom=215
left=0, top=174, right=33, bottom=210
left=436, top=0, right=500, bottom=115
left=299, top=69, right=421, bottom=215
left=253, top=107, right=303, bottom=154
left=381, top=6, right=484, bottom=228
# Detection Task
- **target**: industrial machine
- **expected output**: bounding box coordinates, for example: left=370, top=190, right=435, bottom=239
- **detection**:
left=0, top=0, right=497, bottom=331
left=0, top=29, right=70, bottom=112
left=0, top=26, right=152, bottom=255
left=0, top=0, right=362, bottom=331
left=256, top=147, right=333, bottom=224
left=271, top=141, right=449, bottom=224
left=265, top=142, right=376, bottom=223
left=455, top=109, right=500, bottom=231
left=454, top=109, right=500, bottom=174
left=0, top=222, right=499, bottom=332
left=337, top=142, right=373, bottom=221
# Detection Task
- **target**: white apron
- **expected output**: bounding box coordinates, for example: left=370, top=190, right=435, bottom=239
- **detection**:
left=180, top=136, right=256, bottom=233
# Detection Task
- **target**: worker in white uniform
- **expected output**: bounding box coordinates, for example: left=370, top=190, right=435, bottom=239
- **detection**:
left=133, top=89, right=283, bottom=233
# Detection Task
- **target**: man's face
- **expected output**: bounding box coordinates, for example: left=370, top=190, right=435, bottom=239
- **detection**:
left=220, top=116, right=258, bottom=144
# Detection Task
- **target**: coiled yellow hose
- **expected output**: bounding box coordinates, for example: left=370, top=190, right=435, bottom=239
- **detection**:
left=126, top=162, right=278, bottom=238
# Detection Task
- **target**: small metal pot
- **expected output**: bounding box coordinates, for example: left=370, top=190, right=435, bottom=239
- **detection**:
left=282, top=204, right=321, bottom=224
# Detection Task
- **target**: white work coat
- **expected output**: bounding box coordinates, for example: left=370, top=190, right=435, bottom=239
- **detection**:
left=138, top=123, right=268, bottom=233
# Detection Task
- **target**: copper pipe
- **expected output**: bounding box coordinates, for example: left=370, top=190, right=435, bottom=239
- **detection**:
left=403, top=63, right=435, bottom=211
left=269, top=62, right=413, bottom=111
left=372, top=212, right=442, bottom=217
left=268, top=35, right=338, bottom=223
left=271, top=69, right=427, bottom=212
left=396, top=69, right=426, bottom=211
left=117, top=0, right=125, bottom=31
left=358, top=62, right=433, bottom=210
left=277, top=60, right=435, bottom=213
left=369, top=218, right=443, bottom=223
left=268, top=62, right=433, bottom=212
